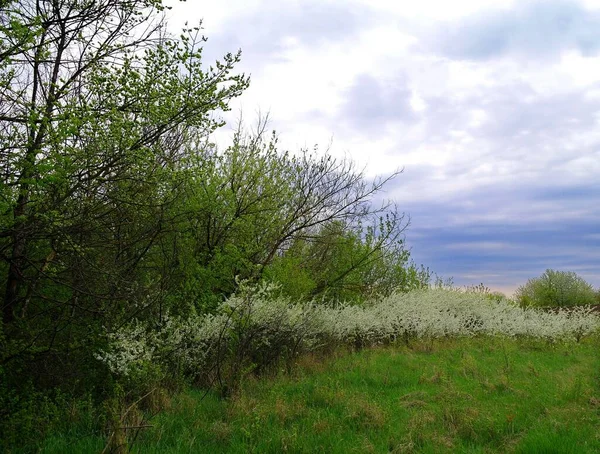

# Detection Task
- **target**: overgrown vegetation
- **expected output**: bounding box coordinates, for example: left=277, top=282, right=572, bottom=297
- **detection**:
left=2, top=1, right=599, bottom=452
left=95, top=285, right=599, bottom=393
left=14, top=336, right=600, bottom=453
left=0, top=0, right=427, bottom=447
left=5, top=284, right=599, bottom=451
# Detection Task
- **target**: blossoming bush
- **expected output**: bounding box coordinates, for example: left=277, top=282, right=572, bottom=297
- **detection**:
left=97, top=285, right=600, bottom=389
left=96, top=283, right=324, bottom=390
left=322, top=289, right=599, bottom=344
left=95, top=311, right=228, bottom=383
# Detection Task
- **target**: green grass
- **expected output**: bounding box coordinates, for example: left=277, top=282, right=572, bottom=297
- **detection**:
left=36, top=336, right=600, bottom=453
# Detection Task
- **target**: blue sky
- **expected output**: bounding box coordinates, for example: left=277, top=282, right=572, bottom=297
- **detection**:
left=165, top=0, right=600, bottom=295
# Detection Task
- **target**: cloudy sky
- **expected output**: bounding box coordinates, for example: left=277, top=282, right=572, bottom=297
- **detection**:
left=165, top=0, right=600, bottom=295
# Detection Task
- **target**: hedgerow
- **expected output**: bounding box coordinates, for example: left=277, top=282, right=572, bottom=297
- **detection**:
left=96, top=284, right=600, bottom=391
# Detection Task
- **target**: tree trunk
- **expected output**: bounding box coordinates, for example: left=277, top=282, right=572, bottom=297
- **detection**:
left=3, top=192, right=29, bottom=324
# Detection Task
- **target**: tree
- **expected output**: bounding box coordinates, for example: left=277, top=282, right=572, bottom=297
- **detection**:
left=0, top=0, right=247, bottom=386
left=168, top=118, right=413, bottom=307
left=515, top=269, right=597, bottom=308
left=264, top=215, right=431, bottom=303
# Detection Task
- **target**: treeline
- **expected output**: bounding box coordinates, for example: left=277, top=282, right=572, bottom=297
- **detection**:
left=0, top=0, right=430, bottom=432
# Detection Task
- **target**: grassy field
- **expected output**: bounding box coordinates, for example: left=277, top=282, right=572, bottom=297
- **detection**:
left=39, top=336, right=600, bottom=453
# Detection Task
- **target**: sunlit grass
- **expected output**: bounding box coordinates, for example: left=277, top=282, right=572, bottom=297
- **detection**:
left=36, top=335, right=600, bottom=453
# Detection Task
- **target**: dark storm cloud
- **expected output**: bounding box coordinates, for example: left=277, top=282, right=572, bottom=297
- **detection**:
left=432, top=0, right=600, bottom=60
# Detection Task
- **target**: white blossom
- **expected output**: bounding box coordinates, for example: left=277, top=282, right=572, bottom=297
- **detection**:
left=96, top=287, right=600, bottom=376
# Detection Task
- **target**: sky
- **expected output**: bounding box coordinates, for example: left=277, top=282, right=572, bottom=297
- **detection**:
left=164, top=0, right=600, bottom=295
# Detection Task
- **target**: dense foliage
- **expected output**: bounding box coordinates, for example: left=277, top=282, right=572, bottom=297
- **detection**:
left=2, top=1, right=599, bottom=451
left=515, top=269, right=598, bottom=308
left=0, top=0, right=423, bottom=434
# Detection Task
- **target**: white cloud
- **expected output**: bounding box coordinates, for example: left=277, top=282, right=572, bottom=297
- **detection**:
left=163, top=0, right=600, bottom=290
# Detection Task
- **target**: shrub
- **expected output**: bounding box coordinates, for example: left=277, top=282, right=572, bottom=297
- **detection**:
left=515, top=270, right=597, bottom=308
left=96, top=283, right=324, bottom=392
left=97, top=286, right=600, bottom=394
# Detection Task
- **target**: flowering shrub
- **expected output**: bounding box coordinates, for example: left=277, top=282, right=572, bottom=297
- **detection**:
left=323, top=289, right=599, bottom=344
left=96, top=286, right=600, bottom=385
left=95, top=312, right=228, bottom=380
left=96, top=283, right=324, bottom=388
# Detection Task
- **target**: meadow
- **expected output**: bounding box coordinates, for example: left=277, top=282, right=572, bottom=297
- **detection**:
left=8, top=286, right=596, bottom=453
left=37, top=335, right=600, bottom=453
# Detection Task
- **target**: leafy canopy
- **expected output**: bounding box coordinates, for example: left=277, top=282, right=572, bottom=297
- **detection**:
left=515, top=269, right=597, bottom=308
